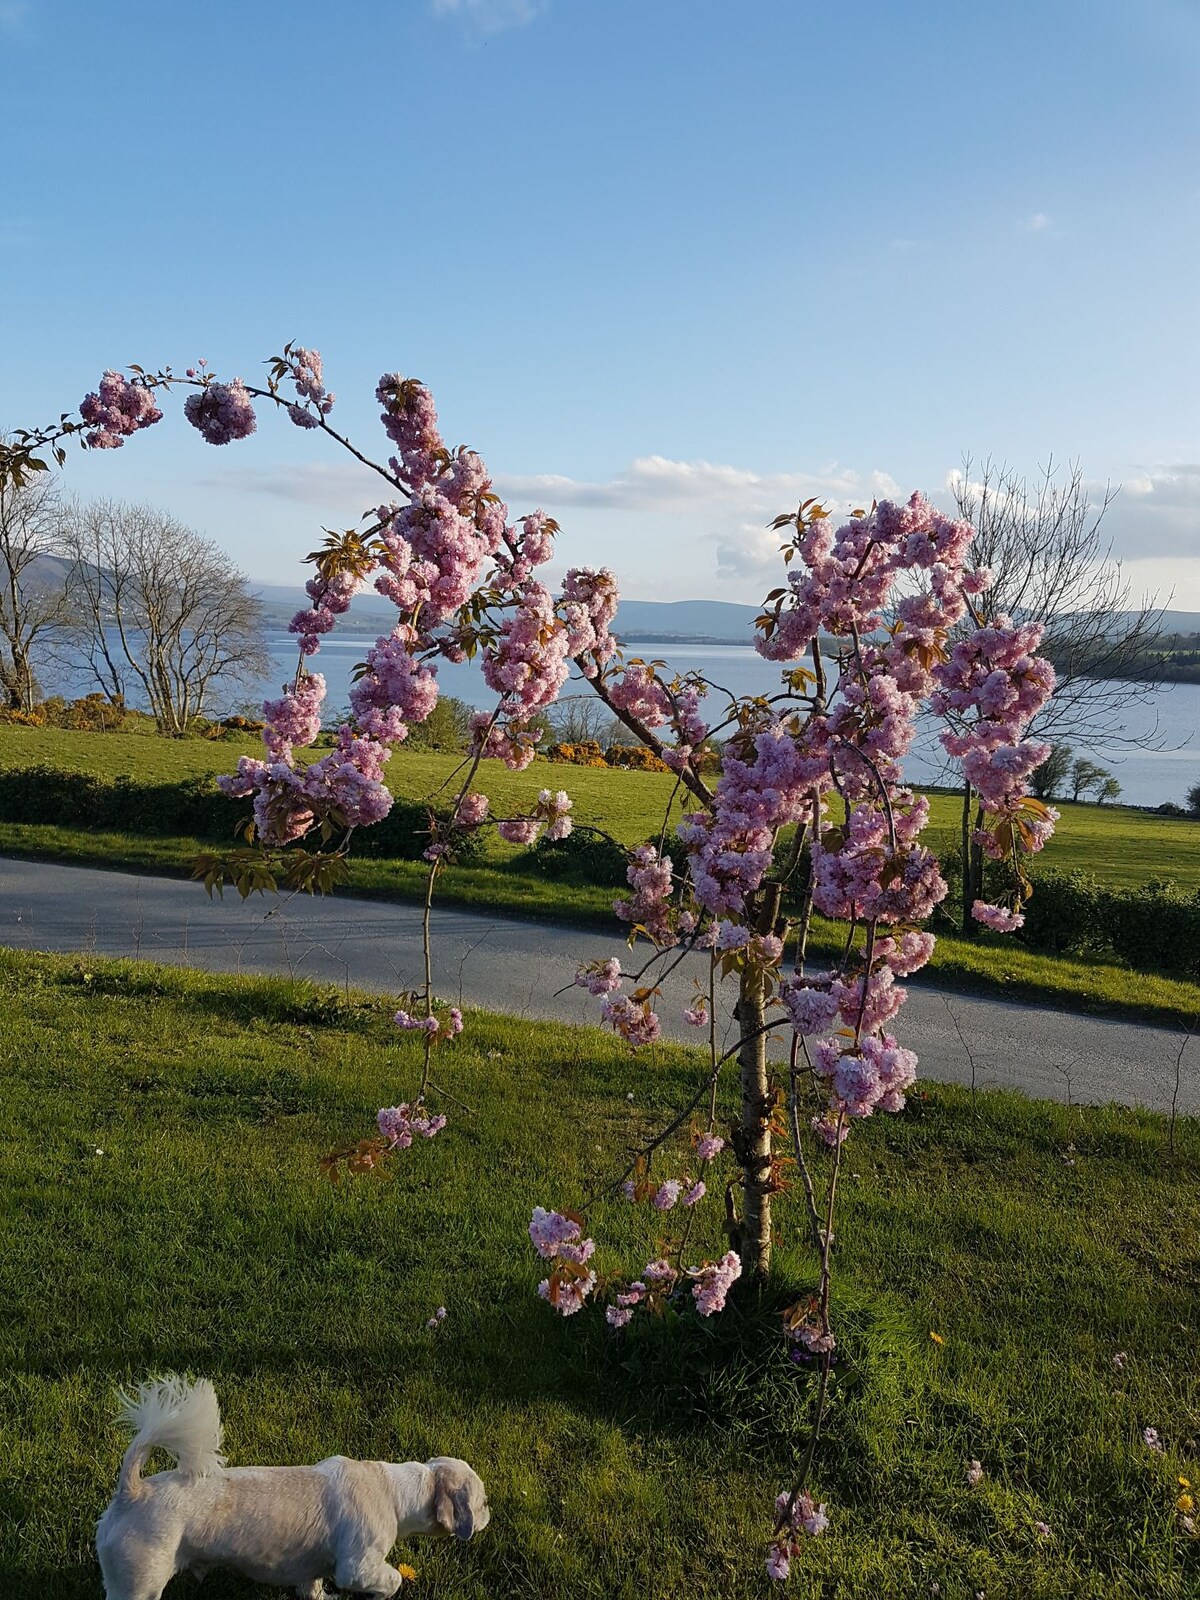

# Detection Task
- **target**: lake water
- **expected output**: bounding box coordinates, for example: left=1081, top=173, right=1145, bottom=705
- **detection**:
left=262, top=636, right=1200, bottom=811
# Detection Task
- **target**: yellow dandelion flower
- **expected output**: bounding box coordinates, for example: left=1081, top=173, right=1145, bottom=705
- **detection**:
left=929, top=1331, right=945, bottom=1346
left=1179, top=1476, right=1192, bottom=1490
left=1178, top=1494, right=1195, bottom=1514
left=398, top=1565, right=418, bottom=1583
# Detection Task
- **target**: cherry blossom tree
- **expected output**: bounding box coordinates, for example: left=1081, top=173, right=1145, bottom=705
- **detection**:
left=0, top=344, right=1059, bottom=1580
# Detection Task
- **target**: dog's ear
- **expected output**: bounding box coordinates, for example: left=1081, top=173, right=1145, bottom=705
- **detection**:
left=432, top=1467, right=475, bottom=1540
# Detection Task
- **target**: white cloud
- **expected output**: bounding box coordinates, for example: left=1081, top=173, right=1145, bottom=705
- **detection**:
left=1099, top=464, right=1200, bottom=560
left=494, top=455, right=901, bottom=519
left=206, top=452, right=906, bottom=597
left=1020, top=212, right=1051, bottom=232
left=201, top=460, right=386, bottom=510
left=431, top=0, right=546, bottom=32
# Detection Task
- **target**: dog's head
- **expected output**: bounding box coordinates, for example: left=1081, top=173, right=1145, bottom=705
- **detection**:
left=427, top=1457, right=490, bottom=1541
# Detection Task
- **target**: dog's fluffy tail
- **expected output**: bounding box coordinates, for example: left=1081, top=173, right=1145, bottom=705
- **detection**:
left=115, top=1375, right=225, bottom=1499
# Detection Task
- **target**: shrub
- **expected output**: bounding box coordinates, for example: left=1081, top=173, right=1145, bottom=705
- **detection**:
left=526, top=827, right=630, bottom=887
left=1187, top=780, right=1200, bottom=819
left=403, top=694, right=472, bottom=753
left=1017, top=868, right=1200, bottom=978
left=0, top=765, right=245, bottom=835
left=605, top=744, right=669, bottom=772
left=0, top=766, right=487, bottom=863
left=347, top=796, right=487, bottom=864
left=546, top=739, right=607, bottom=766
left=1017, top=871, right=1109, bottom=956
left=0, top=694, right=126, bottom=732
left=1102, top=878, right=1200, bottom=977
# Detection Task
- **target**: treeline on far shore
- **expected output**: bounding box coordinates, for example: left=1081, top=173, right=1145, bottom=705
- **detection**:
left=1048, top=635, right=1200, bottom=684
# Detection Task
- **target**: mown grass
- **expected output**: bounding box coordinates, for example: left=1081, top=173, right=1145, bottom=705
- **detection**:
left=1, top=948, right=1197, bottom=1598
left=1, top=727, right=1199, bottom=1029
left=1, top=726, right=1197, bottom=886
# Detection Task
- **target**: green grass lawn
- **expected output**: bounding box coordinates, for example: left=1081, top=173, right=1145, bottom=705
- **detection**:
left=1, top=949, right=1197, bottom=1598
left=1, top=726, right=1196, bottom=886
left=1, top=727, right=1199, bottom=1029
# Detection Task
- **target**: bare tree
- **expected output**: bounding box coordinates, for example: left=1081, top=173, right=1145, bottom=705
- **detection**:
left=546, top=693, right=620, bottom=746
left=0, top=467, right=70, bottom=711
left=953, top=458, right=1167, bottom=744
left=948, top=458, right=1166, bottom=928
left=59, top=498, right=270, bottom=735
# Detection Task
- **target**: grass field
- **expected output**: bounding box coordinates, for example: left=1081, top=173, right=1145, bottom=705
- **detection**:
left=1, top=726, right=1196, bottom=889
left=1, top=727, right=1199, bottom=1029
left=1, top=949, right=1197, bottom=1599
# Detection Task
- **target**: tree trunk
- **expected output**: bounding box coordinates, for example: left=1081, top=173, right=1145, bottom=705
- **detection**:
left=960, top=780, right=980, bottom=934
left=737, top=960, right=773, bottom=1278
left=735, top=881, right=783, bottom=1277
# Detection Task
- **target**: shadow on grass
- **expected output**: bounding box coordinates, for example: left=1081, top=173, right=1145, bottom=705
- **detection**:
left=0, top=1562, right=101, bottom=1600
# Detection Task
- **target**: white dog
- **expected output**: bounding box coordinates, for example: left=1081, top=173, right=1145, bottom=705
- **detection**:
left=96, top=1375, right=490, bottom=1600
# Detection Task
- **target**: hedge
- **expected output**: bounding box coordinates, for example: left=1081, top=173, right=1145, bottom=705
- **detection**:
left=0, top=765, right=484, bottom=863
left=1019, top=870, right=1200, bottom=978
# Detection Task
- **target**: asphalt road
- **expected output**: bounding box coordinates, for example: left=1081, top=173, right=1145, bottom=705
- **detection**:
left=1, top=855, right=1194, bottom=1115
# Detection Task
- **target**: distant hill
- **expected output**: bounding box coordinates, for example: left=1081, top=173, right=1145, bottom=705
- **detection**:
left=253, top=584, right=1200, bottom=649
left=254, top=586, right=763, bottom=641
left=610, top=599, right=760, bottom=642
left=1141, top=609, right=1200, bottom=636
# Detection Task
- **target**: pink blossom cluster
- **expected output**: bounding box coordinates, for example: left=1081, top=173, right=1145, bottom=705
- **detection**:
left=468, top=710, right=542, bottom=772
left=613, top=844, right=676, bottom=944
left=481, top=581, right=570, bottom=728
left=300, top=727, right=394, bottom=828
left=605, top=1279, right=648, bottom=1329
left=529, top=1206, right=597, bottom=1316
left=607, top=662, right=673, bottom=727
left=289, top=569, right=363, bottom=656
left=643, top=1258, right=678, bottom=1287
left=79, top=371, right=163, bottom=449
left=759, top=493, right=974, bottom=662
left=218, top=679, right=395, bottom=845
left=349, top=627, right=439, bottom=745
left=676, top=725, right=820, bottom=917
left=529, top=1205, right=593, bottom=1263
left=694, top=1133, right=725, bottom=1161
left=536, top=1271, right=596, bottom=1316
left=767, top=1491, right=829, bottom=1580
left=811, top=796, right=946, bottom=926
left=811, top=1032, right=918, bottom=1119
left=689, top=1250, right=742, bottom=1316
left=560, top=567, right=619, bottom=677
left=790, top=1323, right=836, bottom=1357
left=621, top=1175, right=705, bottom=1210
left=682, top=997, right=709, bottom=1027
left=497, top=788, right=573, bottom=846
left=376, top=1102, right=448, bottom=1148
left=183, top=379, right=257, bottom=445
left=603, top=1257, right=683, bottom=1330
left=261, top=671, right=327, bottom=760
left=574, top=957, right=623, bottom=996
left=454, top=791, right=490, bottom=828
left=394, top=1007, right=463, bottom=1040
left=972, top=900, right=1025, bottom=932
left=284, top=345, right=334, bottom=428
left=931, top=616, right=1057, bottom=859
left=601, top=993, right=662, bottom=1048
left=780, top=978, right=841, bottom=1037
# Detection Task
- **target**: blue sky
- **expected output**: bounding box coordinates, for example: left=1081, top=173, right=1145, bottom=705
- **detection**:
left=1, top=0, right=1198, bottom=604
